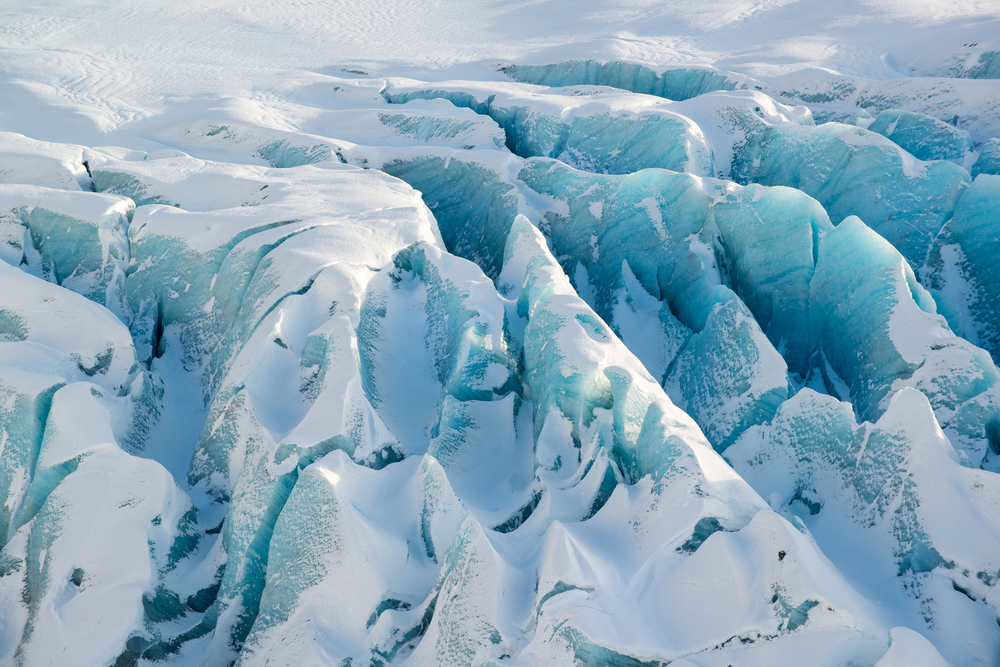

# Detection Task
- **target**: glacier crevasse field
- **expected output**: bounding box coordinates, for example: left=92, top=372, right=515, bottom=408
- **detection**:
left=2, top=1, right=1000, bottom=665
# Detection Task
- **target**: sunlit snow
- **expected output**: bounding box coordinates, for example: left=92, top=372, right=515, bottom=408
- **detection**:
left=1, top=2, right=1000, bottom=666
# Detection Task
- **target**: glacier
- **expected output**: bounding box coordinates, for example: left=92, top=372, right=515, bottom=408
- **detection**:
left=2, top=1, right=1000, bottom=666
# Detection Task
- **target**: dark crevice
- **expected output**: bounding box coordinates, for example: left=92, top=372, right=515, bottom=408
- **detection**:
left=952, top=581, right=977, bottom=602
left=142, top=438, right=343, bottom=660
left=366, top=598, right=412, bottom=630
left=370, top=593, right=438, bottom=665
left=535, top=581, right=592, bottom=617
left=113, top=636, right=152, bottom=667
left=676, top=517, right=727, bottom=554
left=151, top=299, right=165, bottom=362
left=186, top=581, right=221, bottom=613
left=247, top=271, right=320, bottom=340
left=791, top=488, right=823, bottom=515
left=581, top=463, right=619, bottom=521
left=80, top=161, right=97, bottom=191
left=492, top=490, right=542, bottom=533
left=360, top=444, right=406, bottom=471
left=143, top=586, right=186, bottom=623
left=985, top=418, right=1000, bottom=455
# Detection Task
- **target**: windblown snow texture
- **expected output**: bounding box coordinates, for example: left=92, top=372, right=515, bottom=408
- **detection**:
left=2, top=16, right=1000, bottom=667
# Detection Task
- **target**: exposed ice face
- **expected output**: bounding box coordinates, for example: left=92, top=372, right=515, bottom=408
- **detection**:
left=0, top=266, right=191, bottom=666
left=384, top=81, right=717, bottom=177
left=730, top=120, right=971, bottom=269
left=972, top=139, right=1000, bottom=177
left=727, top=387, right=1000, bottom=664
left=1, top=47, right=1000, bottom=667
left=926, top=175, right=1000, bottom=360
left=0, top=185, right=133, bottom=318
left=502, top=62, right=746, bottom=103
left=868, top=109, right=973, bottom=164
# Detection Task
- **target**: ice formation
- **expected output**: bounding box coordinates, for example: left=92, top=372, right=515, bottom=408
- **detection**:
left=2, top=2, right=1000, bottom=666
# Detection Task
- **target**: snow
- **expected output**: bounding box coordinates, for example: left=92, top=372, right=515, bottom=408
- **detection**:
left=1, top=0, right=1000, bottom=666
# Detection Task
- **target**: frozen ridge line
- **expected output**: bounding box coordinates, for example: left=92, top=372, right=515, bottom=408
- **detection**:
left=0, top=56, right=999, bottom=667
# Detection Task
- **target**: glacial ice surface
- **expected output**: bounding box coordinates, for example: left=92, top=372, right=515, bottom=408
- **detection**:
left=2, top=30, right=1000, bottom=667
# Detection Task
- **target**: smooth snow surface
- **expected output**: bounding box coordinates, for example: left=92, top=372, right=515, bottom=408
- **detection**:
left=2, top=1, right=1000, bottom=666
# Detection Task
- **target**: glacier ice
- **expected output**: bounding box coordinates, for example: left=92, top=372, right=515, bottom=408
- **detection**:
left=501, top=61, right=744, bottom=102
left=0, top=383, right=195, bottom=667
left=925, top=175, right=1000, bottom=366
left=973, top=138, right=1000, bottom=177
left=0, top=184, right=133, bottom=318
left=730, top=120, right=970, bottom=268
left=811, top=215, right=1000, bottom=466
left=727, top=387, right=1000, bottom=663
left=1, top=44, right=1000, bottom=667
left=385, top=81, right=716, bottom=177
left=0, top=132, right=94, bottom=192
left=868, top=109, right=973, bottom=164
left=0, top=266, right=191, bottom=666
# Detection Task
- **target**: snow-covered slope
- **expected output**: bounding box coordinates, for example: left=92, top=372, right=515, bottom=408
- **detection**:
left=2, top=1, right=1000, bottom=666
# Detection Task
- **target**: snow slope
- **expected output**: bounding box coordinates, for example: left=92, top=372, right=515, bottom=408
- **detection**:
left=1, top=1, right=1000, bottom=666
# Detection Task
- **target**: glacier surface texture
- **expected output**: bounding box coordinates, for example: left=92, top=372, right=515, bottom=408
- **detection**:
left=2, top=1, right=1000, bottom=666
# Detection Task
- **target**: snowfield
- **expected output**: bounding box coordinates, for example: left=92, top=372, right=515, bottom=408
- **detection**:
left=1, top=1, right=1000, bottom=666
